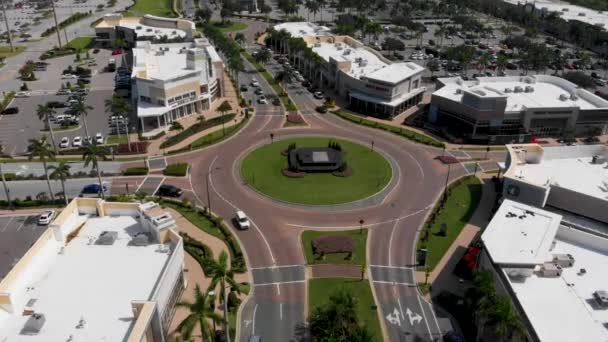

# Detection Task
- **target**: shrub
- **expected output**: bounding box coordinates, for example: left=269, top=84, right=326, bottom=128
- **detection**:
left=122, top=167, right=148, bottom=176
left=163, top=163, right=189, bottom=176
left=286, top=112, right=304, bottom=124
left=117, top=142, right=148, bottom=154
left=160, top=114, right=236, bottom=148
left=139, top=131, right=166, bottom=141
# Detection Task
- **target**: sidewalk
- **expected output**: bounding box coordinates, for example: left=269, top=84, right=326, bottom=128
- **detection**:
left=415, top=173, right=497, bottom=299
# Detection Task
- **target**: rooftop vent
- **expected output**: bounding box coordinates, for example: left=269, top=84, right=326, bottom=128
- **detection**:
left=559, top=94, right=569, bottom=101
left=552, top=253, right=575, bottom=267
left=314, top=43, right=321, bottom=47
left=96, top=231, right=118, bottom=245
left=359, top=59, right=368, bottom=67
left=20, top=314, right=45, bottom=335
left=578, top=12, right=586, bottom=16
left=513, top=86, right=523, bottom=93
left=593, top=290, right=608, bottom=308
left=570, top=94, right=578, bottom=101
left=504, top=88, right=512, bottom=93
left=131, top=232, right=151, bottom=246
left=343, top=49, right=351, bottom=55
left=592, top=155, right=606, bottom=164
left=537, top=262, right=562, bottom=277
left=524, top=86, right=534, bottom=93
left=455, top=88, right=463, bottom=95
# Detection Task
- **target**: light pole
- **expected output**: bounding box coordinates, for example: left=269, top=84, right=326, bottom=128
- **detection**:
left=206, top=167, right=221, bottom=214
left=270, top=132, right=274, bottom=143
left=359, top=218, right=364, bottom=235
left=443, top=164, right=451, bottom=202
left=0, top=163, right=11, bottom=206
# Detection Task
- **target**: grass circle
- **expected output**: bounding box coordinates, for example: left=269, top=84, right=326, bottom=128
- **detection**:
left=241, top=137, right=392, bottom=205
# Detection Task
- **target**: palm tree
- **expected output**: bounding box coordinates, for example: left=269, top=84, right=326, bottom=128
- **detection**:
left=72, top=97, right=93, bottom=140
left=234, top=32, right=245, bottom=47
left=496, top=54, right=508, bottom=75
left=206, top=251, right=242, bottom=340
left=478, top=52, right=493, bottom=73
left=28, top=136, right=56, bottom=202
left=49, top=161, right=71, bottom=205
left=253, top=49, right=271, bottom=65
left=492, top=296, right=525, bottom=342
left=104, top=95, right=132, bottom=150
left=170, top=121, right=184, bottom=135
left=82, top=144, right=108, bottom=199
left=217, top=100, right=232, bottom=135
left=176, top=285, right=222, bottom=342
left=37, top=104, right=57, bottom=153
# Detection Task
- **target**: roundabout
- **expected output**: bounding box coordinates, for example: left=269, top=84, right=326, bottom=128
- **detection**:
left=240, top=137, right=392, bottom=205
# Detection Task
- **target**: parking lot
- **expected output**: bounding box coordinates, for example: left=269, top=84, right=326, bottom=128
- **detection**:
left=0, top=214, right=48, bottom=279
left=0, top=48, right=131, bottom=155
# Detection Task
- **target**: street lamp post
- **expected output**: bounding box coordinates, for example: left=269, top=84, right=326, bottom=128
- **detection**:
left=443, top=164, right=451, bottom=202
left=270, top=132, right=274, bottom=143
left=371, top=140, right=374, bottom=151
left=359, top=218, right=364, bottom=235
left=206, top=167, right=221, bottom=214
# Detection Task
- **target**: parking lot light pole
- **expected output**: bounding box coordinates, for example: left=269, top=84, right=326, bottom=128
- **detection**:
left=206, top=167, right=221, bottom=214
left=1, top=4, right=14, bottom=53
left=0, top=163, right=11, bottom=206
left=443, top=164, right=451, bottom=202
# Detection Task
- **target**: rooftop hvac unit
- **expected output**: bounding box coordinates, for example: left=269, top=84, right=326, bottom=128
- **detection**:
left=20, top=314, right=45, bottom=335
left=455, top=88, right=463, bottom=95
left=355, top=57, right=362, bottom=63
left=360, top=59, right=368, bottom=66
left=552, top=253, right=575, bottom=267
left=559, top=94, right=569, bottom=101
left=343, top=49, right=351, bottom=55
left=536, top=262, right=562, bottom=277
left=524, top=86, right=534, bottom=93
left=131, top=232, right=151, bottom=246
left=592, top=155, right=606, bottom=164
left=336, top=45, right=343, bottom=50
left=578, top=12, right=586, bottom=16
left=570, top=94, right=578, bottom=101
left=514, top=86, right=523, bottom=93
left=314, top=43, right=321, bottom=47
left=96, top=231, right=118, bottom=245
left=593, top=290, right=608, bottom=308
left=504, top=88, right=512, bottom=93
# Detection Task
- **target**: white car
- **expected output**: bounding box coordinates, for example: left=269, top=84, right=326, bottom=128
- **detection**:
left=235, top=210, right=250, bottom=230
left=15, top=91, right=31, bottom=97
left=84, top=136, right=93, bottom=145
left=251, top=80, right=260, bottom=88
left=37, top=210, right=56, bottom=225
left=258, top=96, right=267, bottom=104
left=72, top=136, right=82, bottom=147
left=95, top=133, right=104, bottom=144
left=61, top=74, right=78, bottom=79
left=56, top=89, right=71, bottom=95
left=59, top=137, right=69, bottom=148
left=313, top=91, right=324, bottom=99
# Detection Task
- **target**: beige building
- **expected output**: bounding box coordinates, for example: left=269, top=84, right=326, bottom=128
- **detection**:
left=132, top=39, right=224, bottom=136
left=94, top=13, right=195, bottom=47
left=0, top=198, right=185, bottom=341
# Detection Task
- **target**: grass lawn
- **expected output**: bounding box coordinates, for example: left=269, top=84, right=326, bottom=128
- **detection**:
left=129, top=0, right=175, bottom=17
left=301, top=229, right=367, bottom=265
left=241, top=137, right=391, bottom=205
left=417, top=176, right=482, bottom=270
left=0, top=46, right=26, bottom=58
left=66, top=36, right=95, bottom=50
left=106, top=134, right=128, bottom=145
left=213, top=21, right=248, bottom=32
left=309, top=278, right=382, bottom=339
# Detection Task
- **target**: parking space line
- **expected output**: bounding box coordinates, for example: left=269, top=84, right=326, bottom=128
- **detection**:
left=369, top=265, right=413, bottom=270
left=1, top=217, right=14, bottom=232
left=253, top=280, right=306, bottom=286
left=152, top=177, right=166, bottom=197
left=372, top=280, right=416, bottom=286
left=250, top=264, right=304, bottom=270
left=135, top=175, right=148, bottom=193
left=16, top=221, right=26, bottom=231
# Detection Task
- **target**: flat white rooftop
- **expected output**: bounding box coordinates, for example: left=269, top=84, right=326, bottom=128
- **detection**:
left=482, top=199, right=562, bottom=265
left=507, top=229, right=608, bottom=342
left=503, top=0, right=608, bottom=30
left=273, top=21, right=331, bottom=38
left=0, top=215, right=172, bottom=341
left=434, top=75, right=608, bottom=112
left=96, top=15, right=189, bottom=40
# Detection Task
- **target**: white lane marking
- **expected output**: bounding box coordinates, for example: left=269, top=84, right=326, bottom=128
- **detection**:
left=209, top=156, right=276, bottom=264
left=369, top=265, right=414, bottom=270
left=16, top=221, right=26, bottom=231
left=416, top=292, right=433, bottom=338
left=276, top=283, right=280, bottom=295
left=252, top=304, right=258, bottom=335
left=279, top=302, right=283, bottom=320
left=372, top=280, right=415, bottom=286
left=152, top=177, right=166, bottom=196
left=286, top=206, right=432, bottom=229
left=135, top=175, right=148, bottom=193
left=1, top=217, right=14, bottom=232
left=388, top=219, right=400, bottom=267
left=188, top=170, right=205, bottom=205
left=252, top=280, right=306, bottom=286
left=419, top=293, right=442, bottom=334
left=396, top=297, right=406, bottom=327
left=254, top=114, right=273, bottom=134
left=250, top=264, right=304, bottom=270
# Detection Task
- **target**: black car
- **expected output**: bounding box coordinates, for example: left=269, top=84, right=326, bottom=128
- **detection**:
left=315, top=105, right=328, bottom=113
left=156, top=184, right=183, bottom=197
left=272, top=98, right=280, bottom=106
left=1, top=107, right=18, bottom=114
left=301, top=80, right=311, bottom=87
left=240, top=84, right=248, bottom=91
left=47, top=101, right=66, bottom=108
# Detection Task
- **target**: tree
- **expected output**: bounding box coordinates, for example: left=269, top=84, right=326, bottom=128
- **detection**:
left=170, top=121, right=184, bottom=133
left=427, top=59, right=440, bottom=77
left=176, top=285, right=222, bottom=341
left=446, top=45, right=476, bottom=75
left=563, top=71, right=596, bottom=89
left=72, top=97, right=93, bottom=139
left=49, top=161, right=71, bottom=205
left=305, top=0, right=320, bottom=22
left=217, top=100, right=232, bottom=135
left=478, top=52, right=493, bottom=73
left=491, top=295, right=525, bottom=342
left=206, top=251, right=242, bottom=340
left=309, top=288, right=361, bottom=340
left=82, top=144, right=108, bottom=199
left=277, top=0, right=299, bottom=15
left=28, top=136, right=56, bottom=202
left=383, top=37, right=404, bottom=54
left=253, top=48, right=271, bottom=65
left=104, top=95, right=132, bottom=147
left=364, top=22, right=382, bottom=44
left=196, top=7, right=213, bottom=22
left=37, top=104, right=58, bottom=153
left=234, top=32, right=245, bottom=46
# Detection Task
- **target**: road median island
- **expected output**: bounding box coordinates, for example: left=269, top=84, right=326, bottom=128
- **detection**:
left=332, top=111, right=445, bottom=148
left=416, top=175, right=482, bottom=271
left=302, top=228, right=368, bottom=266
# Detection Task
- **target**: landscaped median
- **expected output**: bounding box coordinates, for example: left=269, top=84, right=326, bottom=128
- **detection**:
left=332, top=111, right=445, bottom=148
left=166, top=114, right=251, bottom=154
left=302, top=229, right=368, bottom=265
left=163, top=162, right=189, bottom=176
left=416, top=175, right=483, bottom=271
left=160, top=114, right=236, bottom=149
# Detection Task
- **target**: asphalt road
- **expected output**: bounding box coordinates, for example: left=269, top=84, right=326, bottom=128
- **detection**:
left=0, top=177, right=116, bottom=200
left=0, top=214, right=48, bottom=279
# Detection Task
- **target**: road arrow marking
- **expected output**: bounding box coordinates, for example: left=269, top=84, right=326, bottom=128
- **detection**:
left=385, top=307, right=403, bottom=326
left=406, top=307, right=423, bottom=325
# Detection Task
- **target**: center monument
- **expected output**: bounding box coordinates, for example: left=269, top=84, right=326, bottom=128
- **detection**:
left=288, top=147, right=344, bottom=172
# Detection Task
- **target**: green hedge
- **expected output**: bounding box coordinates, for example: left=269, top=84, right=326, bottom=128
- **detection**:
left=41, top=12, right=90, bottom=37
left=163, top=163, right=188, bottom=176
left=159, top=114, right=236, bottom=149
left=180, top=231, right=215, bottom=276
left=168, top=115, right=249, bottom=154
left=123, top=167, right=149, bottom=176
left=333, top=111, right=445, bottom=148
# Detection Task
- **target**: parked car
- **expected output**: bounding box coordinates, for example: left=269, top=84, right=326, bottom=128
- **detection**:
left=313, top=91, right=324, bottom=99
left=14, top=91, right=30, bottom=97
left=240, top=84, right=248, bottom=91
left=258, top=96, right=267, bottom=104
left=56, top=89, right=71, bottom=95
left=316, top=105, right=328, bottom=113
left=61, top=74, right=78, bottom=79
left=95, top=133, right=104, bottom=144
left=83, top=136, right=93, bottom=145
left=235, top=210, right=250, bottom=230
left=93, top=48, right=100, bottom=54
left=72, top=136, right=82, bottom=147
left=80, top=183, right=109, bottom=197
left=156, top=184, right=183, bottom=197
left=272, top=98, right=280, bottom=106
left=59, top=137, right=69, bottom=148
left=595, top=79, right=607, bottom=87
left=111, top=50, right=123, bottom=55
left=37, top=210, right=56, bottom=225
left=47, top=101, right=66, bottom=108
left=1, top=107, right=18, bottom=114
left=251, top=79, right=260, bottom=87
left=254, top=88, right=263, bottom=95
